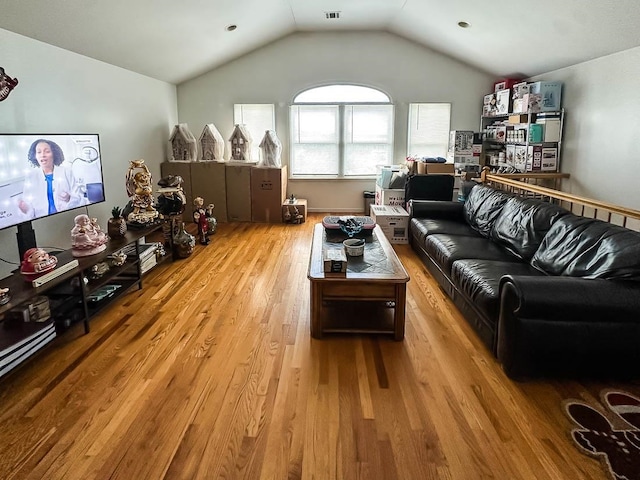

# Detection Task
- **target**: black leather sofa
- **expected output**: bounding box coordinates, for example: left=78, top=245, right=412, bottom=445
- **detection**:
left=408, top=184, right=640, bottom=379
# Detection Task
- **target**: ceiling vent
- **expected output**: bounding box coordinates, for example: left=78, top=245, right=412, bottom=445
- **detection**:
left=325, top=11, right=340, bottom=19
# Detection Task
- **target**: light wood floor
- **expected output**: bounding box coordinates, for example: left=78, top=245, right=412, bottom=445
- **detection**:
left=0, top=213, right=637, bottom=479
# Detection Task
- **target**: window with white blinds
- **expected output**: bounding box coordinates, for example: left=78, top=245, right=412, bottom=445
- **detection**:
left=407, top=103, right=452, bottom=158
left=290, top=85, right=393, bottom=178
left=233, top=104, right=275, bottom=161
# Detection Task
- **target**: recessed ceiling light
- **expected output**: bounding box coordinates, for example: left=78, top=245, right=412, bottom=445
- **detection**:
left=226, top=24, right=237, bottom=32
left=458, top=21, right=470, bottom=28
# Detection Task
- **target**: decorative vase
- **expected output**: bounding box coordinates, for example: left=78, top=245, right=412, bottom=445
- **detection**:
left=107, top=206, right=127, bottom=238
left=173, top=222, right=195, bottom=258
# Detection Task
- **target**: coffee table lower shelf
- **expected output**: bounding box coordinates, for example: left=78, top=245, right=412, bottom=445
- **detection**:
left=309, top=281, right=407, bottom=340
left=316, top=300, right=400, bottom=337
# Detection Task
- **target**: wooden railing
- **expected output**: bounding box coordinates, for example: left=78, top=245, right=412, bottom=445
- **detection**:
left=479, top=167, right=640, bottom=231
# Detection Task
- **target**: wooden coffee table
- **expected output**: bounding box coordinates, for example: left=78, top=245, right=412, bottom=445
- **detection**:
left=307, top=223, right=410, bottom=340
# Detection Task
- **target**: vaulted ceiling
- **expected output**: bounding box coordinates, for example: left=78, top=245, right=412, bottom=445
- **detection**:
left=2, top=0, right=640, bottom=84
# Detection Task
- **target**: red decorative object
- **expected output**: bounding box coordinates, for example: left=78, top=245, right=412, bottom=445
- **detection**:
left=19, top=248, right=58, bottom=281
left=0, top=67, right=19, bottom=102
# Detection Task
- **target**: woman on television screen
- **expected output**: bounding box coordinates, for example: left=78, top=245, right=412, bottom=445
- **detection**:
left=18, top=139, right=85, bottom=219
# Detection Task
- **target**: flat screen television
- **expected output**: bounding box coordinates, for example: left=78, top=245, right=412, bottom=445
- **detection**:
left=0, top=134, right=105, bottom=258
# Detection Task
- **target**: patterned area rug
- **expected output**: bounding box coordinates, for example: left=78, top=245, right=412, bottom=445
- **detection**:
left=564, top=390, right=640, bottom=480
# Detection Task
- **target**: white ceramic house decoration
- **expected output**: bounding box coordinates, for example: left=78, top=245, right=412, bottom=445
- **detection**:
left=258, top=130, right=282, bottom=167
left=229, top=124, right=253, bottom=161
left=199, top=124, right=225, bottom=161
left=168, top=123, right=198, bottom=162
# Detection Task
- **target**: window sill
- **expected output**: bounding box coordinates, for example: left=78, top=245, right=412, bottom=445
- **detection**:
left=289, top=175, right=376, bottom=181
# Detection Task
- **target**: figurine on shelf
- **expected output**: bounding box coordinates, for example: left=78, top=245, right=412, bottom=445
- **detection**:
left=288, top=193, right=296, bottom=204
left=192, top=196, right=209, bottom=245
left=70, top=213, right=108, bottom=257
left=0, top=287, right=10, bottom=306
left=125, top=159, right=159, bottom=226
left=283, top=205, right=304, bottom=224
left=19, top=248, right=58, bottom=281
left=156, top=175, right=187, bottom=218
left=205, top=203, right=217, bottom=235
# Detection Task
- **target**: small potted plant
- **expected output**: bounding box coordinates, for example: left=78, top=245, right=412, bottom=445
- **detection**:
left=107, top=206, right=127, bottom=238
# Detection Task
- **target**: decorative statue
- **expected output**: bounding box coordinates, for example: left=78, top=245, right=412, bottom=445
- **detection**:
left=0, top=66, right=19, bottom=102
left=70, top=213, right=108, bottom=257
left=173, top=222, right=195, bottom=258
left=283, top=205, right=304, bottom=224
left=156, top=175, right=187, bottom=217
left=0, top=287, right=9, bottom=306
left=125, top=159, right=159, bottom=225
left=205, top=203, right=217, bottom=235
left=192, top=196, right=209, bottom=245
left=19, top=248, right=58, bottom=281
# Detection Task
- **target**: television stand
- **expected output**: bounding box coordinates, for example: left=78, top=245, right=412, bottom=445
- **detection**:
left=0, top=223, right=169, bottom=380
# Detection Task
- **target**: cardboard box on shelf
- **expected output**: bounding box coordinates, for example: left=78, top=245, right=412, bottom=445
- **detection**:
left=529, top=81, right=563, bottom=112
left=370, top=205, right=409, bottom=244
left=251, top=165, right=287, bottom=223
left=453, top=155, right=480, bottom=171
left=537, top=118, right=562, bottom=142
left=541, top=147, right=558, bottom=171
left=425, top=163, right=455, bottom=175
left=375, top=185, right=405, bottom=207
left=525, top=146, right=558, bottom=172
left=526, top=145, right=543, bottom=171
left=449, top=130, right=474, bottom=154
left=508, top=114, right=528, bottom=124
left=496, top=89, right=511, bottom=114
left=506, top=145, right=516, bottom=167
left=514, top=146, right=528, bottom=171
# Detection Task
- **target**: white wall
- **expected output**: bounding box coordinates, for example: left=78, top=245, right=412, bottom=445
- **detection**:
left=530, top=46, right=640, bottom=210
left=0, top=28, right=178, bottom=278
left=177, top=31, right=494, bottom=212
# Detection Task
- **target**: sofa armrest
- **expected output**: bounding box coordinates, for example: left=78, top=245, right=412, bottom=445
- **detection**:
left=497, top=275, right=640, bottom=379
left=500, top=275, right=640, bottom=322
left=408, top=199, right=465, bottom=220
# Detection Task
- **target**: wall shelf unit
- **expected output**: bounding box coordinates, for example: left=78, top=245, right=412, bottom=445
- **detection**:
left=480, top=109, right=565, bottom=173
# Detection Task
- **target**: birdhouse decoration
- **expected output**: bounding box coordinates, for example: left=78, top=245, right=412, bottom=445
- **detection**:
left=168, top=123, right=198, bottom=162
left=229, top=124, right=252, bottom=161
left=199, top=124, right=225, bottom=161
left=258, top=130, right=282, bottom=167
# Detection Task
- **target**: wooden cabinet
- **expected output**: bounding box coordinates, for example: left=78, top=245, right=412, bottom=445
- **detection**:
left=0, top=224, right=167, bottom=379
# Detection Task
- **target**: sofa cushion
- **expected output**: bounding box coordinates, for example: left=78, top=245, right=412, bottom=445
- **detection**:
left=463, top=185, right=512, bottom=237
left=532, top=215, right=640, bottom=280
left=425, top=234, right=518, bottom=274
left=490, top=196, right=568, bottom=260
left=451, top=259, right=545, bottom=323
left=410, top=218, right=477, bottom=245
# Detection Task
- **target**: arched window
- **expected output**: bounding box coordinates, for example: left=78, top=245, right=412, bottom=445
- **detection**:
left=290, top=84, right=394, bottom=177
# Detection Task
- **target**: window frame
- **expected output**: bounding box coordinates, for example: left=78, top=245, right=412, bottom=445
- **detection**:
left=290, top=85, right=394, bottom=179
left=407, top=103, right=452, bottom=160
